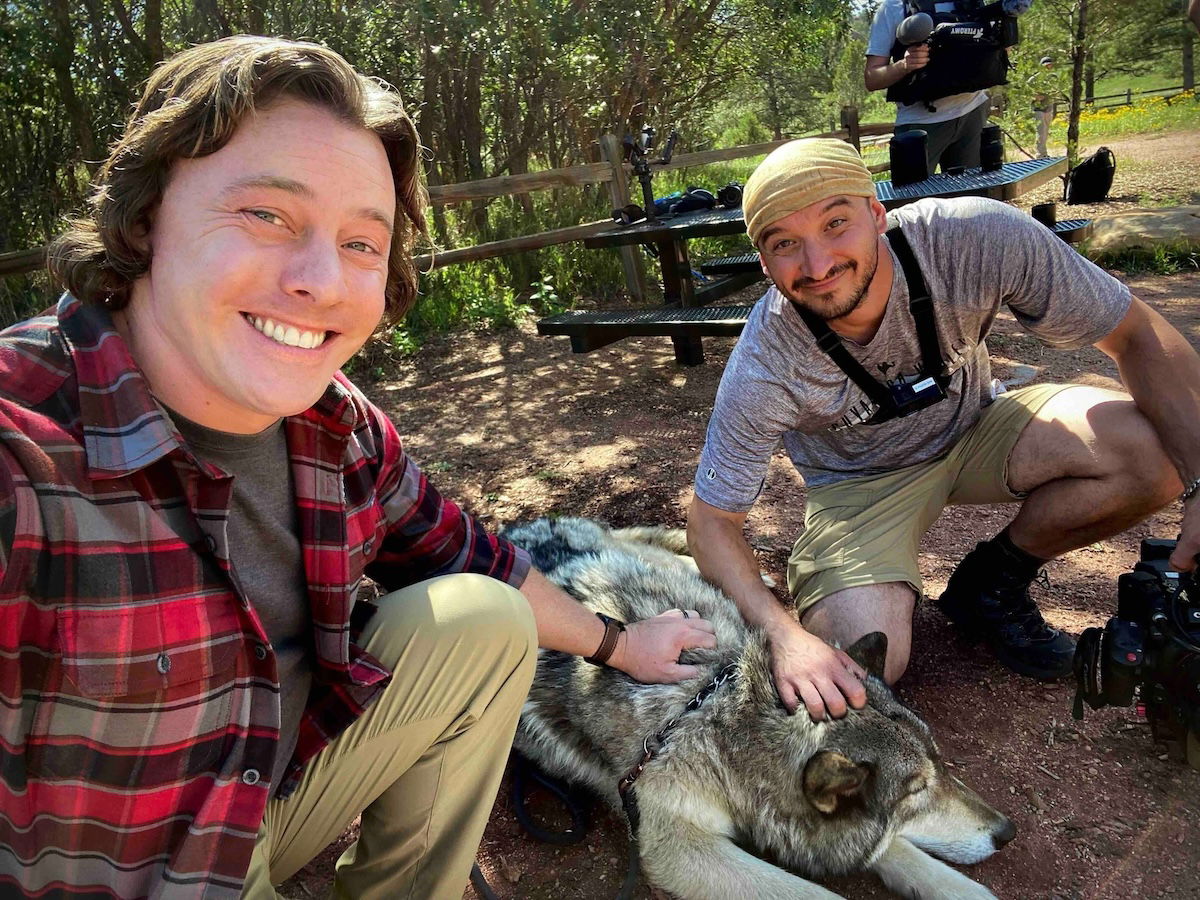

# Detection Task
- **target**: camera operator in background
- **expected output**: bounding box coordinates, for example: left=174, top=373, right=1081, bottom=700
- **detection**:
left=865, top=0, right=992, bottom=173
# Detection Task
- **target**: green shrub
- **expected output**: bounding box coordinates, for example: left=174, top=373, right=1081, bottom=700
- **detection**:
left=1090, top=242, right=1200, bottom=276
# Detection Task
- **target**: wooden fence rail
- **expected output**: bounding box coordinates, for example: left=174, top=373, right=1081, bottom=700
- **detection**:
left=0, top=247, right=46, bottom=278
left=6, top=113, right=892, bottom=285
left=1082, top=83, right=1193, bottom=109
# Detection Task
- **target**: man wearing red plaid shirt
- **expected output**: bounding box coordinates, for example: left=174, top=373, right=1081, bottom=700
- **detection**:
left=0, top=37, right=716, bottom=899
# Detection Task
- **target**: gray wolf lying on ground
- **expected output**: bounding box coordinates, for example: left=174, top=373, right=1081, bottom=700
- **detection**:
left=504, top=517, right=1015, bottom=900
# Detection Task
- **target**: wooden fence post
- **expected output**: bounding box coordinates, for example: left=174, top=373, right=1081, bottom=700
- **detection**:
left=840, top=106, right=861, bottom=151
left=599, top=133, right=647, bottom=304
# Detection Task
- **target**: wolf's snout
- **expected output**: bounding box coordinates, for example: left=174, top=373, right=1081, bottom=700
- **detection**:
left=992, top=816, right=1016, bottom=848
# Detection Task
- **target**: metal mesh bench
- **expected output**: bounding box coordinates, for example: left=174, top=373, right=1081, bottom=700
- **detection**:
left=698, top=252, right=759, bottom=276
left=1050, top=218, right=1093, bottom=243
left=536, top=303, right=755, bottom=364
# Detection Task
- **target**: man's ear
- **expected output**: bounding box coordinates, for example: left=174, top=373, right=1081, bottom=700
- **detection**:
left=869, top=196, right=888, bottom=233
left=845, top=631, right=889, bottom=681
left=130, top=205, right=159, bottom=254
left=803, top=750, right=870, bottom=814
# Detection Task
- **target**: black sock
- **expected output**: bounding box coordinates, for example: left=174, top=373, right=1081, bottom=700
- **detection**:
left=991, top=527, right=1049, bottom=577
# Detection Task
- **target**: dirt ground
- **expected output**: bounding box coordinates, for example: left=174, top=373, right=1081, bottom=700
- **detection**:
left=281, top=132, right=1200, bottom=900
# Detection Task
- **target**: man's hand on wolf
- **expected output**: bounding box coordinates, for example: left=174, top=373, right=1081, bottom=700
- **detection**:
left=609, top=609, right=719, bottom=683
left=767, top=619, right=868, bottom=721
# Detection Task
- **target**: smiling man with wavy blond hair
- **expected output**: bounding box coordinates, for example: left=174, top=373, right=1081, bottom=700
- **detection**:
left=1, top=36, right=715, bottom=899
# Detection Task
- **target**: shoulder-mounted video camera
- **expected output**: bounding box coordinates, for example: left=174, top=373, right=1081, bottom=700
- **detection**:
left=1072, top=538, right=1200, bottom=770
left=887, top=0, right=1030, bottom=107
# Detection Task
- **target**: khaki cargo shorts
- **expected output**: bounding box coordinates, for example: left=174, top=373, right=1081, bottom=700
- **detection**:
left=787, top=383, right=1079, bottom=613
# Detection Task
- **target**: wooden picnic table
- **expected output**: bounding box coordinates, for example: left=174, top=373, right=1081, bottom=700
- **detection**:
left=541, top=156, right=1075, bottom=365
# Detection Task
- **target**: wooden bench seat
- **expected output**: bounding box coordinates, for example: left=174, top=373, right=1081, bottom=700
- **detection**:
left=695, top=219, right=1092, bottom=278
left=543, top=215, right=1090, bottom=366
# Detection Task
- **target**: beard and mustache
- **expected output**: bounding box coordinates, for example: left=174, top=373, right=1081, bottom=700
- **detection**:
left=780, top=239, right=880, bottom=323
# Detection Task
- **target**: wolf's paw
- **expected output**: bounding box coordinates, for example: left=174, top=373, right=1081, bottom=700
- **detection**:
left=872, top=838, right=998, bottom=900
left=920, top=870, right=998, bottom=900
left=902, top=865, right=998, bottom=900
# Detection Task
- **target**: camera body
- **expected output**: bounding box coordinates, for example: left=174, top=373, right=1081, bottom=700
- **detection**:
left=927, top=1, right=1021, bottom=51
left=612, top=127, right=680, bottom=226
left=1073, top=538, right=1200, bottom=769
left=889, top=375, right=947, bottom=418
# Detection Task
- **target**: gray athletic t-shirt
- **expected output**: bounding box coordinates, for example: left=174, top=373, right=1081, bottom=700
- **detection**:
left=694, top=197, right=1131, bottom=511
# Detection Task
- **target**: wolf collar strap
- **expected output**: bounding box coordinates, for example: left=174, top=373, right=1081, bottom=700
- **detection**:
left=618, top=662, right=740, bottom=802
left=584, top=613, right=626, bottom=666
left=1182, top=475, right=1200, bottom=504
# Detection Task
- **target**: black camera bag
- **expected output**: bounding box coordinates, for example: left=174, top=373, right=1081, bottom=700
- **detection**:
left=1064, top=146, right=1116, bottom=205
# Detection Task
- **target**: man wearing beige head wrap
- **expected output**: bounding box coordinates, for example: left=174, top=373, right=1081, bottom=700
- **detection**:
left=687, top=137, right=1200, bottom=721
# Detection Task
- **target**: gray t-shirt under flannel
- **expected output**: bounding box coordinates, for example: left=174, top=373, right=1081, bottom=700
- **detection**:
left=695, top=197, right=1131, bottom=510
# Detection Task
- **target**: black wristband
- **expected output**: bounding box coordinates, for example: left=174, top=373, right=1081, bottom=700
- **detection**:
left=584, top=612, right=626, bottom=667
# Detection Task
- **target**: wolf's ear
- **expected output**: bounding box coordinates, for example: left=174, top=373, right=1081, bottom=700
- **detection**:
left=803, top=750, right=869, bottom=815
left=845, top=632, right=889, bottom=681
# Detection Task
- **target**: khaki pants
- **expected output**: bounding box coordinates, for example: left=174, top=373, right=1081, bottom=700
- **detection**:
left=788, top=383, right=1078, bottom=613
left=241, top=573, right=537, bottom=899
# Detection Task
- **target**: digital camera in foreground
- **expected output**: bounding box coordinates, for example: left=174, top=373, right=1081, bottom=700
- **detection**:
left=1073, top=538, right=1200, bottom=770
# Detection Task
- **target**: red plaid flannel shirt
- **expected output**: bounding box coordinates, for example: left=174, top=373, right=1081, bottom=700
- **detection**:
left=0, top=295, right=530, bottom=897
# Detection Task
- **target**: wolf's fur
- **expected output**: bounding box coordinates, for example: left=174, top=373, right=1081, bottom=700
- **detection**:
left=505, top=517, right=1014, bottom=900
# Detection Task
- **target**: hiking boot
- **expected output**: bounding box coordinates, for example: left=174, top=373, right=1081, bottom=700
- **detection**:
left=937, top=540, right=1075, bottom=680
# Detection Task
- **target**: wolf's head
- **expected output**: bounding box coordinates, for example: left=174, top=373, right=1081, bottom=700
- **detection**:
left=732, top=632, right=1015, bottom=877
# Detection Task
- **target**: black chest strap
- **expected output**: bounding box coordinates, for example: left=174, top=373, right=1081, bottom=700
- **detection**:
left=796, top=226, right=946, bottom=418
left=887, top=225, right=946, bottom=386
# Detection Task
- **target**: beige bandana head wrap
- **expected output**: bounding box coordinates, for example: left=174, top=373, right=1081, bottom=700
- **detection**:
left=743, top=138, right=876, bottom=247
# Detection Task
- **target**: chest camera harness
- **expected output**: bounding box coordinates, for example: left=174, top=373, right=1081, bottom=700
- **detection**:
left=796, top=226, right=950, bottom=425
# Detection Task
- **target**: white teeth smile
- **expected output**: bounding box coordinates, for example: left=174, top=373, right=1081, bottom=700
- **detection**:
left=247, top=315, right=327, bottom=349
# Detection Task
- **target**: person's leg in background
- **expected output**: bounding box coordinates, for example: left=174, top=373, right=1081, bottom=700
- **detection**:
left=242, top=572, right=538, bottom=900
left=1034, top=106, right=1052, bottom=157
left=897, top=118, right=956, bottom=177
left=937, top=102, right=990, bottom=171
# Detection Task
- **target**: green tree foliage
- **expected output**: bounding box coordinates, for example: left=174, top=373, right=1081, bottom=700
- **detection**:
left=1008, top=0, right=1184, bottom=163
left=0, top=0, right=1194, bottom=334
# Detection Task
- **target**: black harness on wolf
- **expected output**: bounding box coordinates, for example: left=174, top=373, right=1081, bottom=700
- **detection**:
left=614, top=662, right=740, bottom=898
left=507, top=662, right=740, bottom=899
left=617, top=662, right=741, bottom=833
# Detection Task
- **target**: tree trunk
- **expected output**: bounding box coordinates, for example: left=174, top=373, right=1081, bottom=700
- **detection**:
left=1067, top=0, right=1088, bottom=168
left=47, top=0, right=100, bottom=171
left=144, top=0, right=164, bottom=64
left=419, top=38, right=450, bottom=245
left=765, top=69, right=783, bottom=140
left=463, top=49, right=490, bottom=240
left=1084, top=63, right=1095, bottom=104
left=1184, top=1, right=1195, bottom=90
